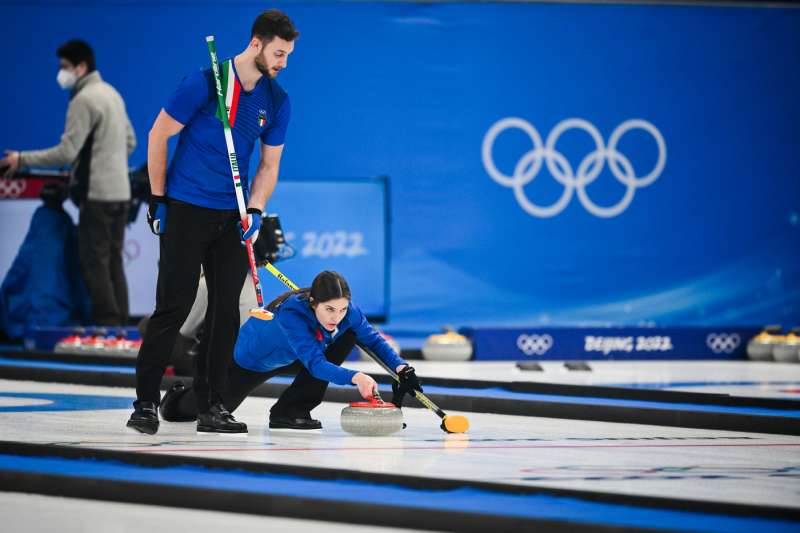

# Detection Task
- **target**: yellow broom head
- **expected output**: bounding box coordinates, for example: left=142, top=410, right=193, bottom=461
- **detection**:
left=441, top=415, right=469, bottom=434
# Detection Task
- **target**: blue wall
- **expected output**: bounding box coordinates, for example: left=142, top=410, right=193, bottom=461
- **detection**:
left=3, top=1, right=799, bottom=328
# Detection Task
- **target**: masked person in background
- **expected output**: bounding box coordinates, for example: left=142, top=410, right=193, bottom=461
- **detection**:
left=1, top=40, right=137, bottom=327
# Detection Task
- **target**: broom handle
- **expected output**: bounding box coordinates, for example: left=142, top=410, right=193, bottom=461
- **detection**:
left=355, top=341, right=448, bottom=420
left=206, top=35, right=266, bottom=310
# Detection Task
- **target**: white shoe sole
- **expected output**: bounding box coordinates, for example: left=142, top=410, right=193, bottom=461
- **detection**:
left=124, top=425, right=157, bottom=436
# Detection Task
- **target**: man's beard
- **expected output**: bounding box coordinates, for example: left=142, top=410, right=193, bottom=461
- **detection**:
left=255, top=55, right=276, bottom=78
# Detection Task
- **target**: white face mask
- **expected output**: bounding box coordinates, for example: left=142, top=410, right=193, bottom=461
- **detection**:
left=56, top=68, right=78, bottom=90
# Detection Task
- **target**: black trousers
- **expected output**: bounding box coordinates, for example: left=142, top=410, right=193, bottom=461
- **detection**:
left=165, top=330, right=357, bottom=419
left=78, top=200, right=129, bottom=326
left=135, top=201, right=248, bottom=411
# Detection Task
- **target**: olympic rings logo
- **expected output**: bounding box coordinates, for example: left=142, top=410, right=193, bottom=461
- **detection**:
left=517, top=334, right=554, bottom=356
left=0, top=179, right=27, bottom=199
left=482, top=117, right=667, bottom=218
left=706, top=333, right=741, bottom=354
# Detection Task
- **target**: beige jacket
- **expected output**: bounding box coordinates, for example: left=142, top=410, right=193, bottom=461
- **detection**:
left=20, top=71, right=136, bottom=202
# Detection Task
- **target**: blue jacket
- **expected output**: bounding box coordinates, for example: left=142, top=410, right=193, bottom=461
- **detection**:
left=0, top=206, right=90, bottom=338
left=234, top=294, right=406, bottom=386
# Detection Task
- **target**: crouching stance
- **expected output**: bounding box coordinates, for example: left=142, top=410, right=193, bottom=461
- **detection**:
left=160, top=271, right=423, bottom=431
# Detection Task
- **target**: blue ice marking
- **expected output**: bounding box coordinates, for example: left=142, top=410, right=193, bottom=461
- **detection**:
left=0, top=392, right=133, bottom=413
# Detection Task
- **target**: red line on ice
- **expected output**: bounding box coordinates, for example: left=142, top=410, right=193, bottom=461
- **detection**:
left=129, top=443, right=800, bottom=453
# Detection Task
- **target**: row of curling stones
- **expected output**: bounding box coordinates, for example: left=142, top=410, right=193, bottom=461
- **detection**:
left=421, top=328, right=473, bottom=361
left=54, top=327, right=142, bottom=357
left=747, top=326, right=800, bottom=363
left=341, top=391, right=405, bottom=436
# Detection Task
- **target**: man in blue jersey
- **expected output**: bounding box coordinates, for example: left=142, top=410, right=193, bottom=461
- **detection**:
left=127, top=9, right=298, bottom=434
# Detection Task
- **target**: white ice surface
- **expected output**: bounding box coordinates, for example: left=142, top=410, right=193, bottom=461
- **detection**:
left=0, top=380, right=798, bottom=510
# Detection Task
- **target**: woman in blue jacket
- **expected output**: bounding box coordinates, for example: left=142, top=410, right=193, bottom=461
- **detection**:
left=160, top=271, right=423, bottom=432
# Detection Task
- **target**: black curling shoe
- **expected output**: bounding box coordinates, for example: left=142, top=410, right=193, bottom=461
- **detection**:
left=269, top=415, right=322, bottom=430
left=126, top=401, right=159, bottom=435
left=197, top=403, right=248, bottom=434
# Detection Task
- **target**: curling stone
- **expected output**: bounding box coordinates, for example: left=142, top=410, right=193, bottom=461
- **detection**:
left=358, top=331, right=401, bottom=361
left=773, top=327, right=800, bottom=363
left=104, top=330, right=128, bottom=357
left=83, top=327, right=112, bottom=355
left=421, top=328, right=473, bottom=361
left=54, top=327, right=87, bottom=355
left=340, top=393, right=404, bottom=436
left=747, top=325, right=783, bottom=361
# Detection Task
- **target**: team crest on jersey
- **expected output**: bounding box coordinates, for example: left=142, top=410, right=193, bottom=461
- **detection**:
left=258, top=109, right=267, bottom=128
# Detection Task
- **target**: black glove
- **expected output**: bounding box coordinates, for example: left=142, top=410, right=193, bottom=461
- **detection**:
left=147, top=194, right=169, bottom=235
left=391, top=366, right=422, bottom=408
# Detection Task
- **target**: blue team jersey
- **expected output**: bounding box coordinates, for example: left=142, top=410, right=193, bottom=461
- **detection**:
left=234, top=294, right=407, bottom=386
left=163, top=59, right=290, bottom=210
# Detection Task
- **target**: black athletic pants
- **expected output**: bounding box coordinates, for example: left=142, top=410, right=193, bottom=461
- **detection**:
left=135, top=201, right=248, bottom=412
left=166, top=330, right=358, bottom=419
left=78, top=200, right=129, bottom=326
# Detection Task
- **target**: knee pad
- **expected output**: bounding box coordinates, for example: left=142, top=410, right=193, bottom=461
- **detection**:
left=159, top=381, right=197, bottom=422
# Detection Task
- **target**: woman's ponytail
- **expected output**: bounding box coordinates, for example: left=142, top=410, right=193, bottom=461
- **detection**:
left=267, top=288, right=310, bottom=311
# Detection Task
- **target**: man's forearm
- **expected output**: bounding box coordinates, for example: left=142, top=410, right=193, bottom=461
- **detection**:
left=19, top=143, right=77, bottom=169
left=247, top=166, right=278, bottom=210
left=147, top=133, right=169, bottom=196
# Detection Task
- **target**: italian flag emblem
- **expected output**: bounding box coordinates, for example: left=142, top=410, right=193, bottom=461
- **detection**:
left=215, top=60, right=241, bottom=128
left=258, top=109, right=267, bottom=128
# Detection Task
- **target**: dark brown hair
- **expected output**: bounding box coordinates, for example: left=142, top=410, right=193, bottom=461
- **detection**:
left=267, top=271, right=350, bottom=311
left=251, top=9, right=299, bottom=44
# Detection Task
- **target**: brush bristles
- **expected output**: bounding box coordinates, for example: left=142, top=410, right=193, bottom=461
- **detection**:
left=442, top=415, right=469, bottom=434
